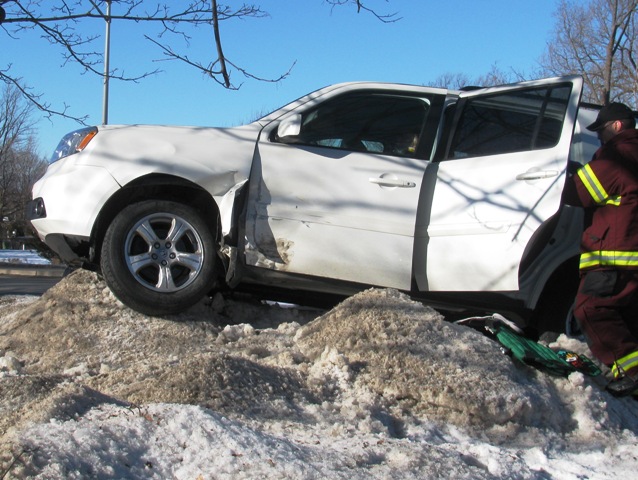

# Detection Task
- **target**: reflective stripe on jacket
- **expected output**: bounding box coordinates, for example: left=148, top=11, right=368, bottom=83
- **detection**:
left=563, top=129, right=638, bottom=271
left=577, top=164, right=622, bottom=206
left=580, top=250, right=638, bottom=269
left=612, top=350, right=638, bottom=378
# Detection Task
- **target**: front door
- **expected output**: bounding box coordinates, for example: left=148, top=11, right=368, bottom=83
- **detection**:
left=246, top=87, right=445, bottom=289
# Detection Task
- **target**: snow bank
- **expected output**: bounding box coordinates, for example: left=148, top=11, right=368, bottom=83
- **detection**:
left=1, top=270, right=638, bottom=479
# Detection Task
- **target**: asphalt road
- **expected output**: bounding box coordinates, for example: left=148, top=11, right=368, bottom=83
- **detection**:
left=0, top=275, right=62, bottom=296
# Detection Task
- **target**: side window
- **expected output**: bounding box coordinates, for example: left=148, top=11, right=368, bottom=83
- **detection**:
left=282, top=93, right=430, bottom=157
left=446, top=85, right=572, bottom=159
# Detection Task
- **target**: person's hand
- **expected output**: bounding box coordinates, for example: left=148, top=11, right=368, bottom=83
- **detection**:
left=566, top=160, right=582, bottom=175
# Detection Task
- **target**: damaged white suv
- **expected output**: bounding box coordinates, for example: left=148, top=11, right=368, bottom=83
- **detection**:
left=27, top=75, right=599, bottom=332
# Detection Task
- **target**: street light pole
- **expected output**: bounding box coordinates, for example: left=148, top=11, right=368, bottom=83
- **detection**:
left=102, top=0, right=112, bottom=125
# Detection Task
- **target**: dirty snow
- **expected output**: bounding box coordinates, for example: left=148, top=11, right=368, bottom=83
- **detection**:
left=1, top=269, right=638, bottom=479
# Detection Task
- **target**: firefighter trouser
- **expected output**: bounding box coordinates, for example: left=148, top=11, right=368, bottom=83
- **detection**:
left=573, top=270, right=638, bottom=377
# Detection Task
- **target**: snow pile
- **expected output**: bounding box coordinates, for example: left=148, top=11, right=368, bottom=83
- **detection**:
left=1, top=270, right=638, bottom=479
left=297, top=290, right=561, bottom=432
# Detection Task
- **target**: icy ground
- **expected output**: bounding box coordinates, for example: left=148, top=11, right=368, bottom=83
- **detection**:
left=0, top=250, right=50, bottom=265
left=1, top=269, right=638, bottom=479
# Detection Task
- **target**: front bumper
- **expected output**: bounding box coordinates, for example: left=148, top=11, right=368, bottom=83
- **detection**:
left=27, top=163, right=121, bottom=263
left=26, top=197, right=90, bottom=263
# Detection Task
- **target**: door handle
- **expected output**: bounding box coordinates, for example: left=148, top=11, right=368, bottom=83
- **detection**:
left=369, top=177, right=416, bottom=188
left=515, top=170, right=559, bottom=181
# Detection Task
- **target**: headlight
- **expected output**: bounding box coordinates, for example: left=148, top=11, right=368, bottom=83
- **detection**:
left=50, top=126, right=98, bottom=164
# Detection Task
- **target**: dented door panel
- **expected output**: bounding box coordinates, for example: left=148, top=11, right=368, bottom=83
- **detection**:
left=244, top=145, right=427, bottom=289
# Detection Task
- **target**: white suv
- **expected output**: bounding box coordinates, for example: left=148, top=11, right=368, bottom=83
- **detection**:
left=27, top=75, right=598, bottom=332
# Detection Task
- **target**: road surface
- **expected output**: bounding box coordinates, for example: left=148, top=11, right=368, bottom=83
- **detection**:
left=0, top=275, right=62, bottom=296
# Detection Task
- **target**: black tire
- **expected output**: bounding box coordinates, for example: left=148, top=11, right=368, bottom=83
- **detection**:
left=101, top=200, right=218, bottom=316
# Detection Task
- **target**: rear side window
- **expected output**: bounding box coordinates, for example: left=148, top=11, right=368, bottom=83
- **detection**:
left=447, top=85, right=571, bottom=159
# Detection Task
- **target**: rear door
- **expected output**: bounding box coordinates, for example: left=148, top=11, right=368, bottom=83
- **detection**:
left=413, top=76, right=583, bottom=292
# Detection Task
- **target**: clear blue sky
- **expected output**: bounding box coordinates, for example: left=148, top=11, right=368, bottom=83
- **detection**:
left=5, top=1, right=560, bottom=157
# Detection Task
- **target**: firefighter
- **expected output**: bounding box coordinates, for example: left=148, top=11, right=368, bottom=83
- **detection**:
left=563, top=102, right=638, bottom=397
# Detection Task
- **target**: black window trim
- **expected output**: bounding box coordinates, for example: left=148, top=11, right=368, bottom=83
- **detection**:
left=436, top=82, right=573, bottom=162
left=271, top=89, right=447, bottom=161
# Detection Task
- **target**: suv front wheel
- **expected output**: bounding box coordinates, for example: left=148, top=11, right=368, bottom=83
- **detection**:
left=101, top=200, right=218, bottom=316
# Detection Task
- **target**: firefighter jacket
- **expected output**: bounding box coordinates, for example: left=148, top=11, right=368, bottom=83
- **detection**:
left=562, top=129, right=638, bottom=271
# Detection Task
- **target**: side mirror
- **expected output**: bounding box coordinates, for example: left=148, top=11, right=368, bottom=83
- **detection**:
left=276, top=114, right=302, bottom=142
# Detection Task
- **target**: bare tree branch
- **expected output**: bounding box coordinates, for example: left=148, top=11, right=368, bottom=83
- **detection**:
left=430, top=64, right=524, bottom=89
left=210, top=0, right=229, bottom=88
left=2, top=1, right=399, bottom=122
left=324, top=0, right=400, bottom=23
left=540, top=0, right=638, bottom=107
left=0, top=83, right=48, bottom=239
left=145, top=35, right=295, bottom=90
left=0, top=68, right=88, bottom=123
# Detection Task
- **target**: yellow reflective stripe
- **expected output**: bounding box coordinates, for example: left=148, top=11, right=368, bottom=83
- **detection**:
left=580, top=251, right=638, bottom=269
left=612, top=351, right=638, bottom=378
left=607, top=195, right=622, bottom=206
left=577, top=164, right=622, bottom=205
left=578, top=164, right=607, bottom=203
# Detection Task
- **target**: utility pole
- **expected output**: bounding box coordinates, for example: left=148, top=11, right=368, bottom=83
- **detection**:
left=90, top=0, right=112, bottom=125
left=102, top=0, right=112, bottom=125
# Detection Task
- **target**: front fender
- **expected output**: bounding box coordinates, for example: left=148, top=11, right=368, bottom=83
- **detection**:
left=78, top=124, right=259, bottom=194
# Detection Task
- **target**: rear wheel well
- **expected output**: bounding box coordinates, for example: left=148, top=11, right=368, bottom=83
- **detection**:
left=528, top=256, right=579, bottom=336
left=90, top=174, right=221, bottom=266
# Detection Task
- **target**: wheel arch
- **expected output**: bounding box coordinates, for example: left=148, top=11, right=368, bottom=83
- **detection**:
left=90, top=174, right=221, bottom=265
left=527, top=255, right=580, bottom=335
left=517, top=205, right=583, bottom=334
